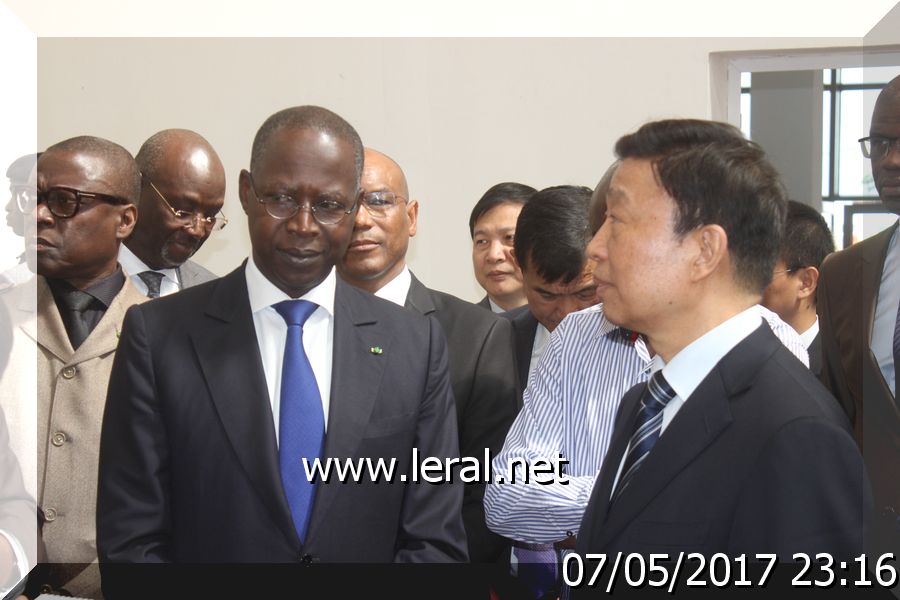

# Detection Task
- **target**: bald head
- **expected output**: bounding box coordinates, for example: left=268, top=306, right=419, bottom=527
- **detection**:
left=44, top=136, right=140, bottom=203
left=870, top=75, right=900, bottom=213
left=338, top=147, right=418, bottom=294
left=128, top=129, right=227, bottom=270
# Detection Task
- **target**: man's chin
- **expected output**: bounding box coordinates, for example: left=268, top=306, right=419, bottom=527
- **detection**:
left=882, top=197, right=900, bottom=216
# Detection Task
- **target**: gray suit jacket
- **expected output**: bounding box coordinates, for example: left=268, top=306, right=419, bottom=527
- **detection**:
left=177, top=260, right=217, bottom=289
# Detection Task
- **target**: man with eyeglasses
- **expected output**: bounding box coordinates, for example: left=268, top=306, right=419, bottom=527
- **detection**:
left=21, top=135, right=146, bottom=598
left=761, top=201, right=835, bottom=377
left=818, top=73, right=900, bottom=556
left=1, top=153, right=39, bottom=289
left=337, top=148, right=518, bottom=564
left=120, top=129, right=226, bottom=299
left=97, top=107, right=467, bottom=595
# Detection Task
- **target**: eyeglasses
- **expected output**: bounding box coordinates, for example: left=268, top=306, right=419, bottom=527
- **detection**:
left=145, top=176, right=228, bottom=232
left=246, top=172, right=356, bottom=225
left=859, top=135, right=900, bottom=160
left=360, top=191, right=408, bottom=218
left=13, top=185, right=37, bottom=214
left=35, top=186, right=130, bottom=219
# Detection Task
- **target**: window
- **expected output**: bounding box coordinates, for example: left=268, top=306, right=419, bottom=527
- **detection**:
left=741, top=66, right=900, bottom=249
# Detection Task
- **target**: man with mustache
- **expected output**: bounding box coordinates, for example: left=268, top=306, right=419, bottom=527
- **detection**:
left=818, top=74, right=900, bottom=556
left=31, top=135, right=146, bottom=598
left=338, top=147, right=518, bottom=564
left=120, top=129, right=225, bottom=298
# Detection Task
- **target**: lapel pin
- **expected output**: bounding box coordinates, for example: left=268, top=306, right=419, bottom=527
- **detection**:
left=369, top=346, right=383, bottom=355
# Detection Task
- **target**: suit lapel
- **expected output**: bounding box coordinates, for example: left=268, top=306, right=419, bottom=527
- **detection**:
left=71, top=278, right=146, bottom=364
left=513, top=311, right=538, bottom=393
left=32, top=276, right=73, bottom=361
left=593, top=325, right=777, bottom=549
left=404, top=273, right=436, bottom=317
left=189, top=267, right=300, bottom=549
left=304, top=280, right=392, bottom=546
left=860, top=222, right=896, bottom=346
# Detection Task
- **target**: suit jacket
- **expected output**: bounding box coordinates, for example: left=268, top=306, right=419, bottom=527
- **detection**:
left=818, top=222, right=900, bottom=553
left=31, top=275, right=146, bottom=598
left=576, top=325, right=869, bottom=565
left=405, top=274, right=518, bottom=563
left=502, top=305, right=539, bottom=398
left=808, top=331, right=823, bottom=378
left=177, top=259, right=217, bottom=289
left=97, top=266, right=467, bottom=575
left=476, top=295, right=491, bottom=311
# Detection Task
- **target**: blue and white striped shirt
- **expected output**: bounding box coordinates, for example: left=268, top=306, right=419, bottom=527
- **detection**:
left=484, top=303, right=808, bottom=544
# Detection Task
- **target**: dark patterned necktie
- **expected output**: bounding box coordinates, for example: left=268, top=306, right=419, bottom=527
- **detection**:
left=137, top=271, right=165, bottom=299
left=60, top=290, right=95, bottom=350
left=611, top=371, right=677, bottom=505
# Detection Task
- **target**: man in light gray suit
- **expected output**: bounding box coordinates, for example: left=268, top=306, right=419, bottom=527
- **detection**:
left=120, top=129, right=226, bottom=297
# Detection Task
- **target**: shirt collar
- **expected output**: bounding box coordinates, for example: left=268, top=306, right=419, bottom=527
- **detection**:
left=660, top=305, right=761, bottom=403
left=245, top=255, right=336, bottom=316
left=488, top=297, right=506, bottom=314
left=46, top=264, right=126, bottom=309
left=119, top=243, right=180, bottom=285
left=799, top=316, right=819, bottom=349
left=373, top=266, right=412, bottom=307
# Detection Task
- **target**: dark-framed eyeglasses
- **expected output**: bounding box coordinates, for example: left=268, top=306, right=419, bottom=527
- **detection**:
left=35, top=186, right=131, bottom=219
left=360, top=190, right=408, bottom=218
left=859, top=135, right=900, bottom=160
left=144, top=176, right=228, bottom=232
left=246, top=172, right=357, bottom=225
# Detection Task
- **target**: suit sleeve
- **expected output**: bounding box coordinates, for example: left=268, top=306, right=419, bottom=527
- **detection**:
left=729, top=416, right=870, bottom=560
left=484, top=331, right=599, bottom=544
left=97, top=304, right=173, bottom=564
left=458, top=317, right=518, bottom=562
left=816, top=262, right=857, bottom=427
left=393, top=318, right=469, bottom=563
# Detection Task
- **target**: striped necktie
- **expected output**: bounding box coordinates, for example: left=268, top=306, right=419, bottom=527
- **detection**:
left=611, top=371, right=677, bottom=505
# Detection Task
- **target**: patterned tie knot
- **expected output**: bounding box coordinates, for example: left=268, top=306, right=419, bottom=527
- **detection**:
left=63, top=290, right=95, bottom=313
left=137, top=271, right=165, bottom=298
left=642, top=371, right=676, bottom=413
left=274, top=299, right=318, bottom=327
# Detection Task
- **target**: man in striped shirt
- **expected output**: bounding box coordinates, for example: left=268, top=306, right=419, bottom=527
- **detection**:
left=484, top=160, right=810, bottom=599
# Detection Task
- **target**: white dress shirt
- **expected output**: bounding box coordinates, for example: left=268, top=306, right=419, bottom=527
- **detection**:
left=488, top=298, right=505, bottom=314
left=373, top=267, right=412, bottom=307
left=118, top=244, right=181, bottom=297
left=245, top=257, right=334, bottom=440
left=871, top=222, right=900, bottom=394
left=800, top=317, right=820, bottom=350
left=611, top=306, right=763, bottom=493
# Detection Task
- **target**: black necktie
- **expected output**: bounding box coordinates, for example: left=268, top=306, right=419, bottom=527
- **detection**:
left=138, top=271, right=165, bottom=299
left=60, top=290, right=96, bottom=350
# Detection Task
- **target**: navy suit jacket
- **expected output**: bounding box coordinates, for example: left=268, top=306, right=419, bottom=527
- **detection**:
left=502, top=305, right=539, bottom=400
left=97, top=266, right=467, bottom=572
left=576, top=325, right=869, bottom=564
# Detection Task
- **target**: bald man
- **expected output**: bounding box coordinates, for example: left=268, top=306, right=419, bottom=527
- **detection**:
left=818, top=73, right=900, bottom=555
left=339, top=148, right=519, bottom=563
left=121, top=129, right=225, bottom=298
left=27, top=135, right=146, bottom=597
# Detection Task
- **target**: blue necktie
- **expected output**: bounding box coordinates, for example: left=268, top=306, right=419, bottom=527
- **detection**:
left=273, top=299, right=324, bottom=544
left=611, top=371, right=676, bottom=505
left=512, top=543, right=558, bottom=599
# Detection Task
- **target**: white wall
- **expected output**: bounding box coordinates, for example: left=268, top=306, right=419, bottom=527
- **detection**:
left=38, top=37, right=861, bottom=301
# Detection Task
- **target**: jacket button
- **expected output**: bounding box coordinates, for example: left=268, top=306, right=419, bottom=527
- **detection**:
left=44, top=507, right=57, bottom=522
left=51, top=431, right=68, bottom=447
left=61, top=366, right=76, bottom=379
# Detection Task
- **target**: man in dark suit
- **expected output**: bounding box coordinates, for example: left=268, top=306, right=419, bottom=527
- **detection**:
left=97, top=107, right=467, bottom=589
left=503, top=186, right=600, bottom=394
left=338, top=147, right=518, bottom=564
left=762, top=200, right=834, bottom=376
left=120, top=129, right=225, bottom=297
left=818, top=74, right=900, bottom=556
left=575, top=119, right=868, bottom=570
left=469, top=183, right=535, bottom=313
